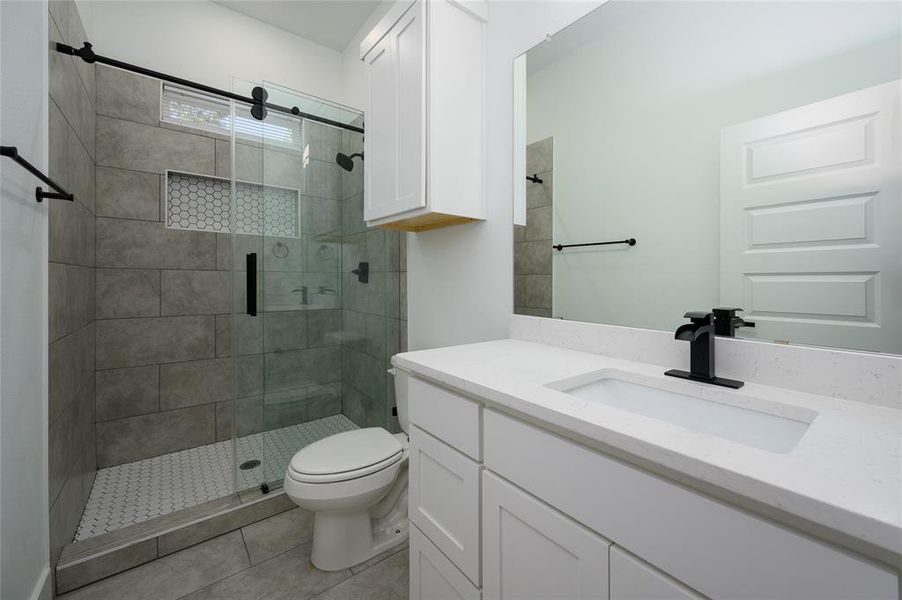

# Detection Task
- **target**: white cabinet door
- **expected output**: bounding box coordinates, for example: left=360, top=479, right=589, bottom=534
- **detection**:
left=720, top=80, right=901, bottom=353
left=393, top=0, right=426, bottom=216
left=365, top=1, right=426, bottom=222
left=365, top=32, right=397, bottom=221
left=610, top=546, right=703, bottom=600
left=409, top=425, right=481, bottom=584
left=483, top=471, right=611, bottom=600
left=411, top=525, right=481, bottom=600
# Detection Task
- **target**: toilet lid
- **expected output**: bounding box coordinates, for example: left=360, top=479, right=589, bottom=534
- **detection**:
left=289, top=428, right=403, bottom=478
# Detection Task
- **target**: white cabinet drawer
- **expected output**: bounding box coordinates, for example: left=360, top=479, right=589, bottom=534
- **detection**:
left=411, top=525, right=481, bottom=600
left=484, top=409, right=898, bottom=600
left=410, top=425, right=481, bottom=584
left=483, top=471, right=611, bottom=600
left=610, top=546, right=703, bottom=600
left=408, top=377, right=481, bottom=459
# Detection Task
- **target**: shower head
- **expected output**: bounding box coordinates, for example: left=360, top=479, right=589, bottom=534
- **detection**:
left=335, top=152, right=363, bottom=172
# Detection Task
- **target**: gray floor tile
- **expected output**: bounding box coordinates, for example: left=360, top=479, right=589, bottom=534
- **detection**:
left=241, top=507, right=314, bottom=565
left=349, top=542, right=408, bottom=575
left=56, top=538, right=157, bottom=595
left=312, top=549, right=409, bottom=600
left=59, top=531, right=249, bottom=600
left=180, top=542, right=351, bottom=600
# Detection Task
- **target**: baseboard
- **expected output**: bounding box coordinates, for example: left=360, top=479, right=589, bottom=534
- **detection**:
left=29, top=565, right=52, bottom=600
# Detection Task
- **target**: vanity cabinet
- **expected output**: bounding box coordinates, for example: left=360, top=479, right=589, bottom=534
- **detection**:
left=407, top=378, right=484, bottom=600
left=409, top=425, right=481, bottom=583
left=405, top=373, right=900, bottom=600
left=411, top=526, right=481, bottom=600
left=610, top=546, right=703, bottom=600
left=483, top=472, right=611, bottom=599
left=360, top=0, right=486, bottom=232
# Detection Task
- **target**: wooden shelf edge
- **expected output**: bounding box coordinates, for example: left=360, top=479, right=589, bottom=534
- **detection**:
left=373, top=212, right=481, bottom=233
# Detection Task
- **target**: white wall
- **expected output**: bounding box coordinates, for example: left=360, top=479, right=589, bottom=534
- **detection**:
left=406, top=1, right=601, bottom=350
left=87, top=1, right=347, bottom=105
left=0, top=1, right=51, bottom=598
left=525, top=1, right=900, bottom=331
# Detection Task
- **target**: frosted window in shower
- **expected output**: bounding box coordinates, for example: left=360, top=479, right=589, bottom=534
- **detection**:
left=161, top=84, right=302, bottom=151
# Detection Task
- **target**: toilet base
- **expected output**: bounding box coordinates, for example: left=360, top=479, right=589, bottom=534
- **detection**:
left=310, top=487, right=409, bottom=572
left=311, top=510, right=374, bottom=571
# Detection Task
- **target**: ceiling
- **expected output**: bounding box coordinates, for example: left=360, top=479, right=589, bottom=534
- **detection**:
left=214, top=0, right=382, bottom=51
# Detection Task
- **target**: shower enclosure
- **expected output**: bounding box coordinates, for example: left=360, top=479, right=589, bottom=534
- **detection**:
left=68, top=66, right=404, bottom=551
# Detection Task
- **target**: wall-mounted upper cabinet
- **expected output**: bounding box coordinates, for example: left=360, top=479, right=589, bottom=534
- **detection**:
left=360, top=0, right=487, bottom=232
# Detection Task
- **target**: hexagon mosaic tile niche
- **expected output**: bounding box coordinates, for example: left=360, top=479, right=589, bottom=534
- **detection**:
left=166, top=171, right=301, bottom=238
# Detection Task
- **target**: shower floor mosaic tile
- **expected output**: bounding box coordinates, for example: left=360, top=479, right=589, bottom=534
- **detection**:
left=75, top=414, right=358, bottom=541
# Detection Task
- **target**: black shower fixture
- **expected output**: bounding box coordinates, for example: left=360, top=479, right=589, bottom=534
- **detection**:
left=336, top=152, right=364, bottom=172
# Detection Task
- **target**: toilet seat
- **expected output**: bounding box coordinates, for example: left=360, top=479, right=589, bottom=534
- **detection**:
left=287, top=428, right=404, bottom=484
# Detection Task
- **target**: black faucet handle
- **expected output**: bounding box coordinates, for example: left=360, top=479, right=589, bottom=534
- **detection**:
left=683, top=311, right=713, bottom=324
left=712, top=307, right=756, bottom=336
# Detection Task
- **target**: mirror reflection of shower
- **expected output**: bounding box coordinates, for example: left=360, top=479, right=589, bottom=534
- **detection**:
left=335, top=151, right=364, bottom=172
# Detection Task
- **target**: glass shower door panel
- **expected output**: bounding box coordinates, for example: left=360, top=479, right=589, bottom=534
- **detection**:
left=228, top=91, right=267, bottom=493
left=258, top=81, right=359, bottom=490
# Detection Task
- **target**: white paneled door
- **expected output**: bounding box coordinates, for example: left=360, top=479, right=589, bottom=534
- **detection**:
left=720, top=80, right=901, bottom=353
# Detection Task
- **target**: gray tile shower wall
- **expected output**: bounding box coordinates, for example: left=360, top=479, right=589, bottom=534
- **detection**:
left=48, top=0, right=98, bottom=572
left=515, top=137, right=553, bottom=317
left=339, top=124, right=407, bottom=433
left=92, top=64, right=345, bottom=469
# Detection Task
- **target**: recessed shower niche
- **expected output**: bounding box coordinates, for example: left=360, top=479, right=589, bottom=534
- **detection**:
left=165, top=171, right=301, bottom=238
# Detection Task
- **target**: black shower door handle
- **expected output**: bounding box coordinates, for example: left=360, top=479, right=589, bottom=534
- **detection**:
left=246, top=253, right=257, bottom=316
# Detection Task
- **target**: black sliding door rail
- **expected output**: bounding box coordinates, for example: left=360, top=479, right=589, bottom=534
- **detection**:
left=0, top=146, right=74, bottom=203
left=55, top=42, right=365, bottom=134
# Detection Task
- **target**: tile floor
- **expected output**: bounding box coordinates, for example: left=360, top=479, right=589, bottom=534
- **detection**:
left=59, top=507, right=410, bottom=600
left=77, top=415, right=358, bottom=540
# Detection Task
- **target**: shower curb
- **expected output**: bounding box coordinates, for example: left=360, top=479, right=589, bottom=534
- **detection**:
left=55, top=488, right=294, bottom=594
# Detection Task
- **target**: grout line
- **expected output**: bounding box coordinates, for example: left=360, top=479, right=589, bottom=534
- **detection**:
left=237, top=527, right=252, bottom=566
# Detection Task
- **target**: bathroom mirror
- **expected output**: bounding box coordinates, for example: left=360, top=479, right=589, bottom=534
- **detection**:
left=513, top=0, right=902, bottom=355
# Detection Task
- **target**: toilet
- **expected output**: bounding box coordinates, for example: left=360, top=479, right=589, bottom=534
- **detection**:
left=283, top=367, right=410, bottom=571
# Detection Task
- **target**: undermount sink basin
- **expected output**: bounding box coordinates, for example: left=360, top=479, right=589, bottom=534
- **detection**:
left=553, top=372, right=815, bottom=453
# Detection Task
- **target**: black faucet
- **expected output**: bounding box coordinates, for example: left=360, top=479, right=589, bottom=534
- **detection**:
left=713, top=307, right=755, bottom=337
left=665, top=311, right=743, bottom=389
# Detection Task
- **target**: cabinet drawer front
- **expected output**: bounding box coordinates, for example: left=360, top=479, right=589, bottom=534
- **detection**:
left=409, top=377, right=481, bottom=459
left=410, top=425, right=481, bottom=584
left=610, top=546, right=703, bottom=600
left=484, top=410, right=898, bottom=600
left=483, top=472, right=611, bottom=600
left=411, top=525, right=481, bottom=600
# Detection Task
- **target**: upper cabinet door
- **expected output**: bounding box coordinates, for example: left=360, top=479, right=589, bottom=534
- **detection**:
left=393, top=1, right=426, bottom=215
left=365, top=33, right=398, bottom=221
left=365, top=1, right=426, bottom=222
left=483, top=471, right=611, bottom=600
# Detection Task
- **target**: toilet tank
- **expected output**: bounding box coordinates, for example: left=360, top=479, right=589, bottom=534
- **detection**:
left=389, top=367, right=410, bottom=434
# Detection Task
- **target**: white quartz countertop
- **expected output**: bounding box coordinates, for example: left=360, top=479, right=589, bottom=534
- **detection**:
left=393, top=339, right=902, bottom=559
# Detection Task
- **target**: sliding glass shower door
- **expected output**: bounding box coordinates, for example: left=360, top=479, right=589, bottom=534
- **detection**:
left=229, top=81, right=369, bottom=494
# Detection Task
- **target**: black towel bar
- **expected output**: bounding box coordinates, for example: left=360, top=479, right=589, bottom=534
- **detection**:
left=553, top=238, right=636, bottom=251
left=1, top=145, right=74, bottom=203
